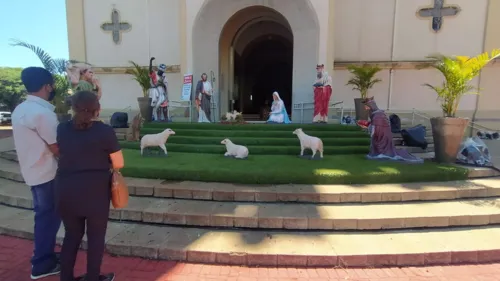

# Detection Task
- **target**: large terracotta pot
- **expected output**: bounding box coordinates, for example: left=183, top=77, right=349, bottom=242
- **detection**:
left=137, top=97, right=152, bottom=122
left=430, top=117, right=469, bottom=163
left=354, top=98, right=369, bottom=121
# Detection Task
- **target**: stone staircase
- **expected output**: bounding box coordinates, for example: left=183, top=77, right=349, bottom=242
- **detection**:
left=1, top=151, right=500, bottom=267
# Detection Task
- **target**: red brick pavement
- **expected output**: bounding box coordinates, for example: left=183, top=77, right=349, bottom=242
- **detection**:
left=1, top=235, right=500, bottom=281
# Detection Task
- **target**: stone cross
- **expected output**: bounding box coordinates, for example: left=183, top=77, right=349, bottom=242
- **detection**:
left=417, top=0, right=461, bottom=32
left=101, top=9, right=131, bottom=44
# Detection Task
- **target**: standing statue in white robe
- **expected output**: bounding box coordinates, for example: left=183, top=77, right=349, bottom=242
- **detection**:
left=267, top=92, right=291, bottom=124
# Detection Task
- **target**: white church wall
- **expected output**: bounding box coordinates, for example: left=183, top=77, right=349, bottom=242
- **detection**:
left=477, top=65, right=500, bottom=112
left=83, top=0, right=150, bottom=66
left=332, top=69, right=391, bottom=110
left=185, top=0, right=207, bottom=74
left=97, top=73, right=182, bottom=121
left=185, top=0, right=327, bottom=72
left=392, top=0, right=488, bottom=61
left=148, top=0, right=181, bottom=67
left=97, top=74, right=142, bottom=118
left=334, top=0, right=396, bottom=62
left=309, top=0, right=329, bottom=65
left=83, top=0, right=181, bottom=67
left=389, top=69, right=479, bottom=111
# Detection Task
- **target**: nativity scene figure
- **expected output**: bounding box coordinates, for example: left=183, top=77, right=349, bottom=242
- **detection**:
left=148, top=57, right=169, bottom=122
left=195, top=73, right=213, bottom=123
left=267, top=91, right=291, bottom=124
left=360, top=97, right=423, bottom=164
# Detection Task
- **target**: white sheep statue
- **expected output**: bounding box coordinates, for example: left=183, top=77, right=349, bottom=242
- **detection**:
left=140, top=128, right=176, bottom=156
left=293, top=128, right=324, bottom=159
left=221, top=138, right=249, bottom=159
left=225, top=110, right=241, bottom=121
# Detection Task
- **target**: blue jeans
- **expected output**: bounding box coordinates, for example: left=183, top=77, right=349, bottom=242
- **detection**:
left=31, top=180, right=62, bottom=273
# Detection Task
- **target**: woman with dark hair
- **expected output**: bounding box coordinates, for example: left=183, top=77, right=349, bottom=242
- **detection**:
left=55, top=91, right=124, bottom=281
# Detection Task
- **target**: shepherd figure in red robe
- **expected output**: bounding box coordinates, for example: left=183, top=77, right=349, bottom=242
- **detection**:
left=313, top=64, right=332, bottom=123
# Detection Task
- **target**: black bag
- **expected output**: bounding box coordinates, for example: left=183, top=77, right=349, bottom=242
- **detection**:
left=389, top=114, right=401, bottom=133
left=110, top=112, right=129, bottom=128
left=401, top=124, right=428, bottom=150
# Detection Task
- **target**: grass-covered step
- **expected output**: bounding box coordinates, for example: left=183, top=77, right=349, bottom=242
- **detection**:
left=0, top=152, right=493, bottom=186
left=143, top=122, right=363, bottom=132
left=155, top=136, right=371, bottom=146
left=4, top=204, right=500, bottom=267
left=2, top=180, right=500, bottom=230
left=119, top=150, right=467, bottom=184
left=141, top=128, right=368, bottom=138
left=120, top=142, right=369, bottom=155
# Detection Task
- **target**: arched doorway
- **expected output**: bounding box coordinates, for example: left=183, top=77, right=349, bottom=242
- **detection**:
left=231, top=12, right=293, bottom=120
left=192, top=0, right=319, bottom=122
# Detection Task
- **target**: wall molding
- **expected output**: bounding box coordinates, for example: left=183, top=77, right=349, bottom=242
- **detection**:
left=92, top=59, right=500, bottom=74
left=93, top=64, right=181, bottom=74
left=334, top=58, right=500, bottom=70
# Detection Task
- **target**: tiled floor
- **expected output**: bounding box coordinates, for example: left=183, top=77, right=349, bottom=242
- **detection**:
left=2, top=235, right=500, bottom=281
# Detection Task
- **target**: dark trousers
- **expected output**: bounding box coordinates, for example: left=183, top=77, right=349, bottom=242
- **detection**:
left=59, top=209, right=109, bottom=281
left=31, top=180, right=62, bottom=274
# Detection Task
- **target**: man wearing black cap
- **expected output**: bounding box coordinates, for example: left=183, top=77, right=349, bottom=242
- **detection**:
left=12, top=67, right=61, bottom=279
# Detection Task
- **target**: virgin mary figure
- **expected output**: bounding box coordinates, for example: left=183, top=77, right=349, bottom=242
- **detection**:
left=267, top=91, right=291, bottom=124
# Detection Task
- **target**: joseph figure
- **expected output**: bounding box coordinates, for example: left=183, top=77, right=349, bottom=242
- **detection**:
left=312, top=64, right=332, bottom=123
left=194, top=73, right=212, bottom=123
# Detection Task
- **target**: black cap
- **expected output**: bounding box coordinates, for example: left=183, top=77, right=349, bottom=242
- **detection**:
left=21, top=67, right=54, bottom=93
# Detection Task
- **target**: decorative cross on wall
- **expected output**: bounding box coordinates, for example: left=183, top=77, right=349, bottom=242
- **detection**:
left=417, top=0, right=461, bottom=32
left=101, top=9, right=131, bottom=44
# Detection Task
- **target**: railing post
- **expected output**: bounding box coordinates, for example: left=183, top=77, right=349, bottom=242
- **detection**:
left=411, top=108, right=415, bottom=126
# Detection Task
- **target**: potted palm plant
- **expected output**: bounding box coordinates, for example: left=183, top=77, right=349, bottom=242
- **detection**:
left=128, top=61, right=152, bottom=122
left=346, top=64, right=382, bottom=121
left=10, top=39, right=76, bottom=122
left=422, top=50, right=500, bottom=163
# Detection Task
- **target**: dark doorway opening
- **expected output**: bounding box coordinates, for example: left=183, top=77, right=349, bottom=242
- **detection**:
left=234, top=35, right=293, bottom=120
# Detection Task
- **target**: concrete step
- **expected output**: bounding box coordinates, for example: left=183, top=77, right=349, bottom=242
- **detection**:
left=393, top=136, right=434, bottom=146
left=115, top=132, right=126, bottom=140
left=396, top=144, right=435, bottom=153
left=1, top=155, right=499, bottom=204
left=2, top=177, right=500, bottom=230
left=2, top=204, right=500, bottom=267
left=392, top=131, right=431, bottom=139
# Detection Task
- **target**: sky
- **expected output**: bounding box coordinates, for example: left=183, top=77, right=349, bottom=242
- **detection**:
left=0, top=0, right=69, bottom=68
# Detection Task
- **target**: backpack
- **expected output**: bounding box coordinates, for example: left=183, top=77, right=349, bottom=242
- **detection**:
left=389, top=114, right=401, bottom=133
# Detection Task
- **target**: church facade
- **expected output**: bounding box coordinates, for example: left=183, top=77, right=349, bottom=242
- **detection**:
left=65, top=0, right=500, bottom=127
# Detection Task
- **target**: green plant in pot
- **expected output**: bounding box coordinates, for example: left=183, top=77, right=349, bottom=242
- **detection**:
left=346, top=64, right=382, bottom=121
left=53, top=74, right=72, bottom=122
left=422, top=50, right=500, bottom=163
left=10, top=39, right=77, bottom=122
left=128, top=61, right=152, bottom=122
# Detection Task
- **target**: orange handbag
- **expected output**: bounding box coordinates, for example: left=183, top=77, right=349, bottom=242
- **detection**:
left=111, top=169, right=129, bottom=209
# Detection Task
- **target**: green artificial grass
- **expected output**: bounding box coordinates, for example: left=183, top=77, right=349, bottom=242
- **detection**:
left=119, top=141, right=369, bottom=155
left=141, top=128, right=368, bottom=138
left=143, top=122, right=363, bottom=132
left=143, top=136, right=371, bottom=146
left=121, top=149, right=468, bottom=185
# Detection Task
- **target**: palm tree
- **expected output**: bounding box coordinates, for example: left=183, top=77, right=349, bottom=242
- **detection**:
left=423, top=50, right=500, bottom=117
left=9, top=39, right=80, bottom=114
left=127, top=61, right=150, bottom=97
left=345, top=64, right=382, bottom=99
